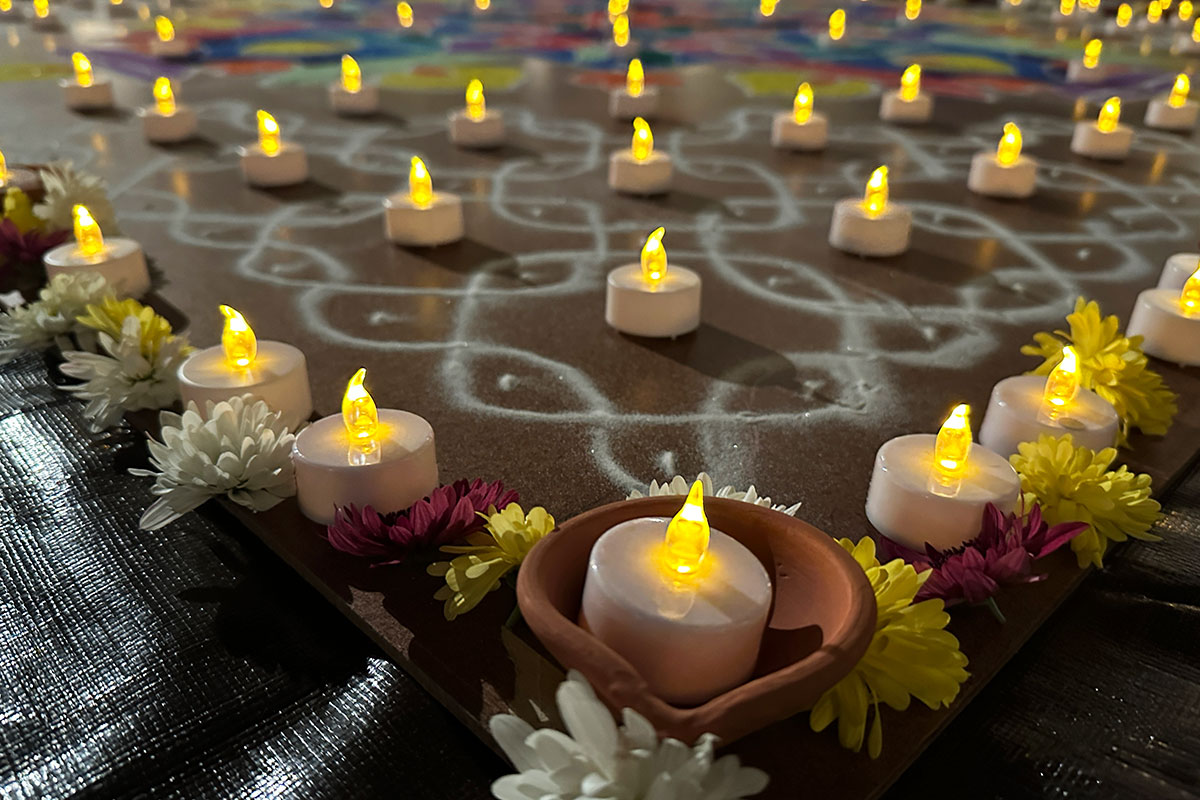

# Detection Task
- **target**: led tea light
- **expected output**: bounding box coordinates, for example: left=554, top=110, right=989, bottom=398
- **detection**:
left=1155, top=252, right=1200, bottom=292
left=1127, top=267, right=1200, bottom=365
left=612, top=12, right=630, bottom=48
left=821, top=8, right=847, bottom=46
left=899, top=0, right=921, bottom=23
left=1067, top=38, right=1106, bottom=82
left=178, top=305, right=314, bottom=432
left=29, top=0, right=60, bottom=30
left=1106, top=2, right=1135, bottom=34
left=1145, top=74, right=1198, bottom=130
left=239, top=109, right=308, bottom=187
left=605, top=227, right=701, bottom=338
left=44, top=204, right=150, bottom=297
left=1175, top=0, right=1194, bottom=26
left=1052, top=0, right=1076, bottom=23
left=396, top=1, right=413, bottom=26
left=149, top=16, right=193, bottom=58
left=866, top=403, right=1022, bottom=552
left=609, top=58, right=660, bottom=120
left=1139, top=0, right=1164, bottom=28
left=61, top=52, right=114, bottom=111
left=138, top=77, right=198, bottom=143
left=383, top=156, right=465, bottom=247
left=880, top=64, right=933, bottom=123
left=771, top=82, right=829, bottom=151
left=979, top=347, right=1119, bottom=458
left=578, top=482, right=772, bottom=706
left=968, top=122, right=1037, bottom=199
left=329, top=54, right=380, bottom=116
left=293, top=368, right=439, bottom=525
left=1071, top=96, right=1132, bottom=160
left=829, top=165, right=912, bottom=257
left=608, top=116, right=673, bottom=195
left=449, top=79, right=505, bottom=148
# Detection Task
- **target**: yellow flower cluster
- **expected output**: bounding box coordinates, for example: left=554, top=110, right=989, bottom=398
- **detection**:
left=1022, top=297, right=1176, bottom=446
left=3, top=188, right=42, bottom=234
left=76, top=297, right=186, bottom=360
left=1011, top=434, right=1162, bottom=568
left=810, top=538, right=969, bottom=759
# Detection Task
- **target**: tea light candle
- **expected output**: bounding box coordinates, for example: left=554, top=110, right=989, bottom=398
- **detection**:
left=178, top=306, right=314, bottom=432
left=1105, top=2, right=1135, bottom=35
left=819, top=9, right=847, bottom=46
left=43, top=205, right=150, bottom=297
left=1176, top=20, right=1200, bottom=52
left=1070, top=96, right=1132, bottom=160
left=449, top=79, right=505, bottom=148
left=978, top=348, right=1119, bottom=458
left=1138, top=0, right=1164, bottom=29
left=1127, top=273, right=1200, bottom=365
left=829, top=165, right=911, bottom=257
left=898, top=0, right=921, bottom=24
left=610, top=12, right=631, bottom=50
left=1051, top=0, right=1077, bottom=23
left=880, top=64, right=933, bottom=124
left=968, top=122, right=1037, bottom=199
left=1173, top=0, right=1194, bottom=27
left=149, top=16, right=194, bottom=58
left=1067, top=38, right=1106, bottom=83
left=239, top=109, right=308, bottom=187
left=61, top=53, right=114, bottom=111
left=771, top=82, right=828, bottom=152
left=609, top=117, right=672, bottom=195
left=610, top=58, right=659, bottom=120
left=293, top=368, right=438, bottom=525
left=396, top=1, right=413, bottom=26
left=866, top=404, right=1021, bottom=552
left=138, top=77, right=197, bottom=143
left=383, top=157, right=464, bottom=247
left=579, top=482, right=772, bottom=706
left=330, top=55, right=380, bottom=116
left=1156, top=252, right=1199, bottom=290
left=29, top=0, right=61, bottom=30
left=606, top=227, right=700, bottom=338
left=1145, top=74, right=1198, bottom=130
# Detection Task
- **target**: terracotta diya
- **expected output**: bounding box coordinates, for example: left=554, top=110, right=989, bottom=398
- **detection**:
left=517, top=496, right=877, bottom=745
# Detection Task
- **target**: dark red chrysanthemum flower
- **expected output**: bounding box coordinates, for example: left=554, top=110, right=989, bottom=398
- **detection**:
left=0, top=219, right=68, bottom=268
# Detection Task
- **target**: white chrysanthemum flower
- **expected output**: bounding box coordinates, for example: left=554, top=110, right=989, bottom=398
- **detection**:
left=34, top=161, right=119, bottom=233
left=490, top=671, right=769, bottom=800
left=130, top=395, right=297, bottom=531
left=59, top=315, right=189, bottom=431
left=0, top=271, right=112, bottom=362
left=627, top=472, right=801, bottom=516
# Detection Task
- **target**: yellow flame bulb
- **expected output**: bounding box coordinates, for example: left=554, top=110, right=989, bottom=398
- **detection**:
left=1097, top=96, right=1121, bottom=132
left=1180, top=0, right=1194, bottom=21
left=33, top=0, right=48, bottom=18
left=613, top=13, right=630, bottom=46
left=153, top=76, right=175, bottom=116
left=996, top=122, right=1022, bottom=166
left=72, top=52, right=93, bottom=88
left=342, top=368, right=379, bottom=443
left=829, top=8, right=845, bottom=40
left=1082, top=38, right=1101, bottom=69
left=1169, top=73, right=1190, bottom=108
left=219, top=305, right=257, bottom=369
left=319, top=0, right=332, bottom=9
left=863, top=165, right=888, bottom=218
left=257, top=109, right=281, bottom=156
left=794, top=81, right=813, bottom=124
left=1117, top=2, right=1132, bottom=24
left=1149, top=0, right=1162, bottom=22
left=1193, top=18, right=1200, bottom=40
left=760, top=0, right=777, bottom=17
left=0, top=0, right=11, bottom=13
left=341, top=54, right=362, bottom=93
left=934, top=403, right=971, bottom=482
left=626, top=58, right=644, bottom=98
left=1059, top=0, right=1075, bottom=14
left=905, top=0, right=921, bottom=20
left=155, top=16, right=174, bottom=43
left=73, top=205, right=104, bottom=259
left=396, top=1, right=412, bottom=25
left=641, top=226, right=666, bottom=285
left=409, top=156, right=432, bottom=208
left=900, top=64, right=921, bottom=102
left=0, top=150, right=6, bottom=184
left=475, top=0, right=489, bottom=9
left=465, top=78, right=485, bottom=121
left=1042, top=346, right=1080, bottom=412
left=631, top=116, right=653, bottom=161
left=608, top=0, right=627, bottom=18
left=662, top=480, right=710, bottom=576
left=1180, top=266, right=1200, bottom=314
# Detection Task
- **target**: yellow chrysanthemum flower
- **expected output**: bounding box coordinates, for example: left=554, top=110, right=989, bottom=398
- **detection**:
left=76, top=297, right=182, bottom=360
left=810, top=538, right=969, bottom=759
left=3, top=188, right=42, bottom=234
left=427, top=503, right=555, bottom=620
left=1011, top=434, right=1162, bottom=569
left=1022, top=297, right=1177, bottom=446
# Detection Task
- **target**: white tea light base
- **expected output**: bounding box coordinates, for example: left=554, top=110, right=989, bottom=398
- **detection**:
left=605, top=263, right=701, bottom=338
left=1066, top=61, right=1107, bottom=83
left=329, top=82, right=380, bottom=116
left=238, top=142, right=308, bottom=187
left=967, top=153, right=1037, bottom=198
left=978, top=375, right=1119, bottom=458
left=149, top=38, right=194, bottom=58
left=61, top=79, right=114, bottom=111
left=879, top=91, right=934, bottom=123
left=1070, top=122, right=1133, bottom=160
left=383, top=192, right=465, bottom=247
left=608, top=151, right=673, bottom=195
left=1157, top=252, right=1200, bottom=291
left=449, top=110, right=505, bottom=148
left=1127, top=288, right=1200, bottom=365
left=43, top=238, right=150, bottom=298
left=293, top=410, right=439, bottom=525
left=1144, top=98, right=1199, bottom=131
left=138, top=105, right=198, bottom=143
left=178, top=342, right=314, bottom=432
left=609, top=87, right=660, bottom=120
left=865, top=434, right=1021, bottom=552
left=828, top=198, right=912, bottom=257
left=771, top=112, right=829, bottom=151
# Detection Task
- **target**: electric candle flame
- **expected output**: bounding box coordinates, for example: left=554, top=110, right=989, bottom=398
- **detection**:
left=626, top=58, right=644, bottom=98
left=631, top=116, right=653, bottom=161
left=996, top=122, right=1022, bottom=166
left=793, top=81, right=813, bottom=124
left=465, top=79, right=485, bottom=121
left=396, top=1, right=412, bottom=25
left=475, top=0, right=489, bottom=9
left=155, top=16, right=174, bottom=43
left=1059, top=0, right=1074, bottom=15
left=341, top=54, right=362, bottom=94
left=1006, top=0, right=1022, bottom=7
left=153, top=76, right=175, bottom=116
left=219, top=305, right=257, bottom=369
left=829, top=9, right=845, bottom=40
left=1169, top=73, right=1190, bottom=108
left=342, top=368, right=379, bottom=443
left=0, top=0, right=11, bottom=13
left=1097, top=96, right=1121, bottom=132
left=760, top=0, right=777, bottom=17
left=905, top=0, right=921, bottom=21
left=319, top=0, right=333, bottom=8
left=33, top=0, right=48, bottom=18
left=1180, top=266, right=1200, bottom=314
left=1193, top=18, right=1200, bottom=41
left=1082, top=38, right=1101, bottom=69
left=934, top=403, right=971, bottom=482
left=613, top=13, right=630, bottom=46
left=862, top=165, right=888, bottom=218
left=1180, top=0, right=1194, bottom=21
left=608, top=0, right=628, bottom=19
left=72, top=205, right=104, bottom=259
left=1043, top=347, right=1080, bottom=412
left=1148, top=0, right=1162, bottom=22
left=0, top=150, right=6, bottom=184
left=662, top=480, right=710, bottom=576
left=257, top=109, right=280, bottom=156
left=641, top=226, right=666, bottom=285
left=1117, top=2, right=1132, bottom=25
left=900, top=64, right=921, bottom=102
left=72, top=52, right=93, bottom=88
left=409, top=156, right=432, bottom=208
